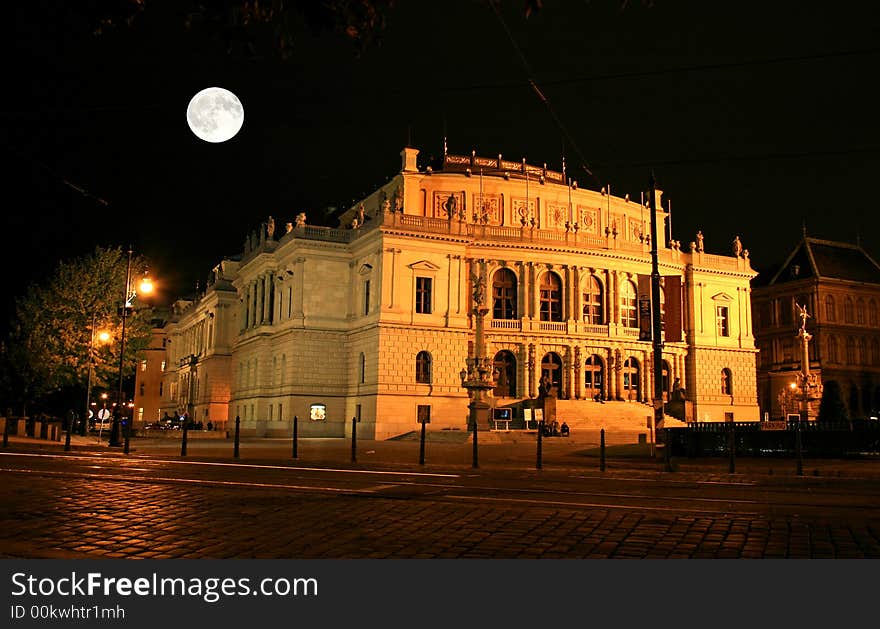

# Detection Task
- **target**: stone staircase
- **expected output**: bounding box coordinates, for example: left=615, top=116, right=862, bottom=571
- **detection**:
left=553, top=399, right=686, bottom=432
left=489, top=398, right=687, bottom=434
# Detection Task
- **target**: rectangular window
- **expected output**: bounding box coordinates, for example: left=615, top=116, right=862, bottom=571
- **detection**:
left=415, top=277, right=432, bottom=314
left=140, top=360, right=147, bottom=372
left=160, top=360, right=166, bottom=372
left=716, top=305, right=730, bottom=337
left=356, top=403, right=362, bottom=423
left=310, top=403, right=327, bottom=421
left=363, top=280, right=371, bottom=316
left=417, top=405, right=431, bottom=423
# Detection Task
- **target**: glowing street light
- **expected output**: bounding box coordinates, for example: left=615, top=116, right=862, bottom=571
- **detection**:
left=81, top=315, right=111, bottom=436
left=108, top=247, right=154, bottom=452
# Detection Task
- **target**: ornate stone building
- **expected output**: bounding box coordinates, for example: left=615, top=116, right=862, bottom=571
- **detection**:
left=752, top=234, right=880, bottom=419
left=154, top=147, right=760, bottom=439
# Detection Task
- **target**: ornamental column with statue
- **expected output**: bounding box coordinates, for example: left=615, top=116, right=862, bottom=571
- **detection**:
left=796, top=303, right=822, bottom=421
left=460, top=270, right=494, bottom=431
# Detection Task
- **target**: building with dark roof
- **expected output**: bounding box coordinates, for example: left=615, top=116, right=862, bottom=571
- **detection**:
left=752, top=234, right=880, bottom=419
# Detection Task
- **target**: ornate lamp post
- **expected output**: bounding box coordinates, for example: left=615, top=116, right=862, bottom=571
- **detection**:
left=109, top=247, right=153, bottom=451
left=81, top=315, right=110, bottom=436
left=459, top=271, right=495, bottom=445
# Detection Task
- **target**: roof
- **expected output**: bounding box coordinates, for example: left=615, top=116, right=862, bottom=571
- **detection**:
left=758, top=236, right=880, bottom=287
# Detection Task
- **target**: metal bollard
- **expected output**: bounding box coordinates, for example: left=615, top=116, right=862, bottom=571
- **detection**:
left=233, top=415, right=240, bottom=459
left=600, top=428, right=606, bottom=472
left=351, top=416, right=357, bottom=463
left=728, top=424, right=736, bottom=474
left=471, top=418, right=479, bottom=469
left=123, top=420, right=131, bottom=455
left=2, top=416, right=8, bottom=448
left=181, top=421, right=188, bottom=457
left=419, top=418, right=426, bottom=465
left=64, top=424, right=72, bottom=452
left=536, top=420, right=543, bottom=470
left=795, top=421, right=803, bottom=476
left=292, top=415, right=298, bottom=459
left=664, top=427, right=674, bottom=472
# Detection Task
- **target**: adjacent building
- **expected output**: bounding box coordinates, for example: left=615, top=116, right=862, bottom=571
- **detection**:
left=752, top=233, right=880, bottom=420
left=148, top=147, right=760, bottom=439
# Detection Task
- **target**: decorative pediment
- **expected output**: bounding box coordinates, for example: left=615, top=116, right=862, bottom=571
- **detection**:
left=711, top=292, right=733, bottom=302
left=408, top=260, right=441, bottom=272
left=358, top=264, right=373, bottom=275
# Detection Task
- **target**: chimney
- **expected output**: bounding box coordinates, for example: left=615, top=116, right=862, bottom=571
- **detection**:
left=401, top=147, right=419, bottom=173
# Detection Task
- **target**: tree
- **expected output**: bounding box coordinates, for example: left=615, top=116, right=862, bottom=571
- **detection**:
left=0, top=246, right=154, bottom=415
left=818, top=380, right=848, bottom=424
left=87, top=0, right=398, bottom=60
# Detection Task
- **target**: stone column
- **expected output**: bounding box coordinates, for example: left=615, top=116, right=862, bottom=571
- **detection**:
left=531, top=264, right=540, bottom=321
left=573, top=346, right=582, bottom=400
left=564, top=346, right=573, bottom=399
left=614, top=348, right=624, bottom=401
left=528, top=343, right=536, bottom=398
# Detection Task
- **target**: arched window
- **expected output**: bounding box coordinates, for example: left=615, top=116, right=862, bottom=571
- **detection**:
left=846, top=337, right=856, bottom=363
left=583, top=354, right=604, bottom=399
left=827, top=335, right=838, bottom=363
left=870, top=299, right=878, bottom=327
left=844, top=297, right=854, bottom=323
left=540, top=352, right=563, bottom=394
left=872, top=338, right=880, bottom=365
left=857, top=299, right=867, bottom=325
left=539, top=272, right=563, bottom=322
left=620, top=280, right=638, bottom=328
left=622, top=357, right=640, bottom=400
left=582, top=276, right=604, bottom=324
left=721, top=368, right=732, bottom=396
left=415, top=351, right=432, bottom=384
left=493, top=350, right=517, bottom=397
left=825, top=295, right=836, bottom=322
left=492, top=268, right=518, bottom=320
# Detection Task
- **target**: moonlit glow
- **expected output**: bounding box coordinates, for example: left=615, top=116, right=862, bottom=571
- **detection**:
left=186, top=87, right=244, bottom=143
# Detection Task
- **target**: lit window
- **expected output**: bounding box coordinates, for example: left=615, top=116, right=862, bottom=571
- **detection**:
left=160, top=360, right=166, bottom=372
left=540, top=272, right=563, bottom=322
left=582, top=276, right=604, bottom=324
left=140, top=360, right=147, bottom=372
left=716, top=305, right=730, bottom=337
left=309, top=404, right=326, bottom=421
left=620, top=280, right=637, bottom=328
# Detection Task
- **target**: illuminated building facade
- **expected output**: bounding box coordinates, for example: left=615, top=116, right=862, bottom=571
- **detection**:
left=157, top=147, right=760, bottom=438
left=752, top=235, right=880, bottom=420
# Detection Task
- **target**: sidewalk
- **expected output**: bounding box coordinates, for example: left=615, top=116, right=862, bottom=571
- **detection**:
left=3, top=431, right=880, bottom=482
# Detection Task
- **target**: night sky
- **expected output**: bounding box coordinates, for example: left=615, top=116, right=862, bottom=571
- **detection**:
left=5, top=1, right=880, bottom=328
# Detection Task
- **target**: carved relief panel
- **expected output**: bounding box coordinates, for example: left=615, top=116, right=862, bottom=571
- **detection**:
left=512, top=197, right=538, bottom=227
left=432, top=191, right=465, bottom=219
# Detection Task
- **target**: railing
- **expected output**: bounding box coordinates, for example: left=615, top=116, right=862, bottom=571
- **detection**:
left=581, top=324, right=609, bottom=336
left=622, top=327, right=641, bottom=337
left=490, top=319, right=522, bottom=330
left=666, top=420, right=880, bottom=457
left=538, top=322, right=567, bottom=332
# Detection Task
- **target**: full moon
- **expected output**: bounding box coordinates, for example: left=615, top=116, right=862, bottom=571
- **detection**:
left=186, top=87, right=244, bottom=143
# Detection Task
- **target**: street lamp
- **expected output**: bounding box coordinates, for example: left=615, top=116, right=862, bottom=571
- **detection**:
left=109, top=247, right=153, bottom=452
left=81, top=315, right=110, bottom=436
